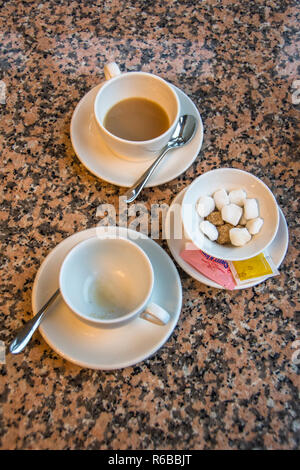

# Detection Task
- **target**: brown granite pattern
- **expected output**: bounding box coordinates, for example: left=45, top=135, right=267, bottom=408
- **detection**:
left=0, top=0, right=299, bottom=450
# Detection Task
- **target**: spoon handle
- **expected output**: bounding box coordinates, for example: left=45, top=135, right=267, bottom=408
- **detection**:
left=9, top=288, right=60, bottom=355
left=123, top=144, right=170, bottom=204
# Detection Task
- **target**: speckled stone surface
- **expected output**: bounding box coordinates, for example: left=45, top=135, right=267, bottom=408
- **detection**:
left=0, top=0, right=299, bottom=450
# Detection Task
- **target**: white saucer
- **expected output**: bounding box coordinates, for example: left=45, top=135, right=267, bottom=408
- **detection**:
left=165, top=189, right=289, bottom=290
left=32, top=227, right=182, bottom=369
left=70, top=82, right=204, bottom=187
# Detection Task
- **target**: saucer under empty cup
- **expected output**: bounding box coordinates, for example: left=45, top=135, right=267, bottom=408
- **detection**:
left=32, top=226, right=182, bottom=369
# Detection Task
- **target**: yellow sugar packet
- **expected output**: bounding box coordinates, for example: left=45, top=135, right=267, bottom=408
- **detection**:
left=229, top=253, right=279, bottom=285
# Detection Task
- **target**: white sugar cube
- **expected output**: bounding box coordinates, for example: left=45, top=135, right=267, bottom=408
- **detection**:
left=199, top=220, right=218, bottom=241
left=229, top=227, right=251, bottom=246
left=221, top=203, right=243, bottom=226
left=196, top=196, right=215, bottom=218
left=213, top=189, right=229, bottom=211
left=229, top=189, right=247, bottom=206
left=246, top=217, right=264, bottom=235
left=244, top=198, right=259, bottom=220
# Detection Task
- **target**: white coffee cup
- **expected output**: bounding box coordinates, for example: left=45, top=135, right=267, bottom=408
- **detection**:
left=59, top=236, right=170, bottom=327
left=94, top=62, right=180, bottom=162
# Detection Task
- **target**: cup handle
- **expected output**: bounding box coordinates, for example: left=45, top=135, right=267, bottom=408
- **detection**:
left=104, top=62, right=121, bottom=81
left=140, top=302, right=170, bottom=326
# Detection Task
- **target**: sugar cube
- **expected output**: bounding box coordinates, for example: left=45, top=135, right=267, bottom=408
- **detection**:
left=229, top=189, right=247, bottom=206
left=246, top=217, right=264, bottom=235
left=229, top=227, right=251, bottom=246
left=196, top=196, right=215, bottom=218
left=213, top=189, right=229, bottom=211
left=244, top=198, right=259, bottom=220
left=221, top=203, right=243, bottom=226
left=199, top=220, right=219, bottom=241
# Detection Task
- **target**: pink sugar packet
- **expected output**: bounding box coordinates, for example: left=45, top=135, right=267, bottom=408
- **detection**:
left=180, top=243, right=236, bottom=290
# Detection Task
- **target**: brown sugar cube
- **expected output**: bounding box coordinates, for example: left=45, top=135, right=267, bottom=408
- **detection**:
left=217, top=223, right=233, bottom=245
left=206, top=210, right=224, bottom=226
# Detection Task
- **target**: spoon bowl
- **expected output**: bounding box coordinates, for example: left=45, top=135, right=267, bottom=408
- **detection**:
left=169, top=114, right=198, bottom=146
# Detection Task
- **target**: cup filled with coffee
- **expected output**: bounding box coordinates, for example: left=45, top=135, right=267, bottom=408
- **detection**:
left=59, top=236, right=170, bottom=328
left=94, top=62, right=180, bottom=161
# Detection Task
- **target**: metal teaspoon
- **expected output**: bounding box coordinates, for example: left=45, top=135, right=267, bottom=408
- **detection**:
left=9, top=288, right=60, bottom=354
left=123, top=114, right=197, bottom=204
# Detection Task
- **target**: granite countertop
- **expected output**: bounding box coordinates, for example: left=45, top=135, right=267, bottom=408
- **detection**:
left=0, top=0, right=299, bottom=450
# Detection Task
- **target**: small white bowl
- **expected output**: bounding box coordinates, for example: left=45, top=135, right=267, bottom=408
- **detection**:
left=181, top=168, right=279, bottom=261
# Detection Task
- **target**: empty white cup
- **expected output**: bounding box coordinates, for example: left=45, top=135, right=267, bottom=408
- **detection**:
left=59, top=236, right=170, bottom=327
left=94, top=62, right=180, bottom=162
